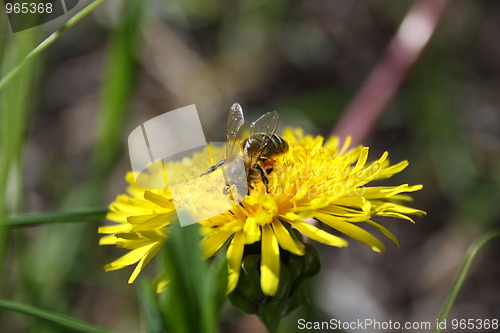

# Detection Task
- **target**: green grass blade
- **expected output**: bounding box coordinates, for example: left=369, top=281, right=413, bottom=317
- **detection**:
left=202, top=253, right=228, bottom=332
left=433, top=229, right=500, bottom=333
left=162, top=221, right=205, bottom=333
left=0, top=25, right=42, bottom=280
left=88, top=0, right=143, bottom=199
left=0, top=33, right=40, bottom=209
left=0, top=0, right=109, bottom=91
left=1, top=208, right=108, bottom=227
left=0, top=298, right=112, bottom=333
left=137, top=280, right=165, bottom=333
left=162, top=216, right=224, bottom=333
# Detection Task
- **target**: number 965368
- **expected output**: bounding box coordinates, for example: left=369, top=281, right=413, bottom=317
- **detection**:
left=5, top=1, right=53, bottom=14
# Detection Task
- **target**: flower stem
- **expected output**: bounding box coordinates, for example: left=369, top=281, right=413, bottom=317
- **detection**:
left=433, top=230, right=500, bottom=333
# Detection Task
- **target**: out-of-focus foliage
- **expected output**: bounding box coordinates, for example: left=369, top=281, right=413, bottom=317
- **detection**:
left=0, top=0, right=499, bottom=332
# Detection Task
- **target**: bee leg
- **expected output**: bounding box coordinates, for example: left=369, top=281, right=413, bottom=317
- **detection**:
left=255, top=164, right=269, bottom=193
left=259, top=157, right=274, bottom=175
left=201, top=159, right=226, bottom=176
left=215, top=159, right=226, bottom=168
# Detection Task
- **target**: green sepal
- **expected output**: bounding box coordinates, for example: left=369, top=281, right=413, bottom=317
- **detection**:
left=228, top=244, right=321, bottom=332
left=228, top=255, right=264, bottom=314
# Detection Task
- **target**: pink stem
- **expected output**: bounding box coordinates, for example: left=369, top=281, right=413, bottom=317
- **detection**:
left=331, top=0, right=451, bottom=146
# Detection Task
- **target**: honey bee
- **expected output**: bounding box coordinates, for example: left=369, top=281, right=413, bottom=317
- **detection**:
left=203, top=103, right=289, bottom=194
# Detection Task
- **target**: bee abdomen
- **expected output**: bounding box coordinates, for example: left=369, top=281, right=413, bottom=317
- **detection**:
left=267, top=134, right=288, bottom=155
left=242, top=133, right=289, bottom=158
left=248, top=133, right=288, bottom=157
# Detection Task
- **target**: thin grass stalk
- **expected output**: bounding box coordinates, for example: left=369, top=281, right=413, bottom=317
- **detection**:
left=87, top=0, right=143, bottom=202
left=433, top=230, right=500, bottom=333
left=0, top=29, right=41, bottom=285
left=137, top=280, right=165, bottom=333
left=1, top=208, right=108, bottom=227
left=15, top=3, right=143, bottom=328
left=0, top=298, right=112, bottom=333
left=0, top=0, right=109, bottom=91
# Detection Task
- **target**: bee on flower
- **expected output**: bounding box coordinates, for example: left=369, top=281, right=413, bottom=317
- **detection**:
left=99, top=103, right=425, bottom=298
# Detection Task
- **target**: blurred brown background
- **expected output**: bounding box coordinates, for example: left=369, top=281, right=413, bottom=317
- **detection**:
left=1, top=0, right=499, bottom=332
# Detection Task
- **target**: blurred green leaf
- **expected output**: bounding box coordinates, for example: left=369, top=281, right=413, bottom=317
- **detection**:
left=162, top=215, right=227, bottom=333
left=1, top=208, right=107, bottom=227
left=3, top=4, right=146, bottom=332
left=138, top=279, right=165, bottom=333
left=0, top=26, right=42, bottom=283
left=89, top=0, right=143, bottom=199
left=202, top=252, right=228, bottom=332
left=0, top=298, right=112, bottom=333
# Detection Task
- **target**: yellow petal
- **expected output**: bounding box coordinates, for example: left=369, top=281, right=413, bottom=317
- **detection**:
left=105, top=211, right=128, bottom=223
left=376, top=151, right=389, bottom=165
left=227, top=232, right=244, bottom=294
left=129, top=243, right=162, bottom=283
left=309, top=197, right=330, bottom=210
left=376, top=160, right=409, bottom=179
left=99, top=235, right=117, bottom=245
left=375, top=211, right=417, bottom=223
left=338, top=136, right=352, bottom=155
left=272, top=219, right=305, bottom=256
left=144, top=191, right=173, bottom=208
left=260, top=196, right=278, bottom=214
left=373, top=202, right=426, bottom=217
left=352, top=147, right=369, bottom=173
left=292, top=220, right=348, bottom=248
left=201, top=230, right=233, bottom=259
left=315, top=212, right=385, bottom=252
left=365, top=220, right=400, bottom=247
left=319, top=205, right=370, bottom=222
left=361, top=184, right=423, bottom=199
left=128, top=212, right=173, bottom=231
left=243, top=216, right=261, bottom=244
left=98, top=224, right=130, bottom=234
left=154, top=276, right=169, bottom=294
left=283, top=212, right=300, bottom=221
left=104, top=243, right=155, bottom=272
left=331, top=196, right=369, bottom=210
left=116, top=237, right=157, bottom=250
left=324, top=135, right=340, bottom=151
left=261, top=224, right=280, bottom=296
left=253, top=210, right=272, bottom=226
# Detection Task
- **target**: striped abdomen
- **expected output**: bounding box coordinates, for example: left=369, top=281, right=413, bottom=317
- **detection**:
left=242, top=133, right=289, bottom=159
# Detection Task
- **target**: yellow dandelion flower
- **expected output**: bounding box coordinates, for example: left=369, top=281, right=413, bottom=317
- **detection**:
left=201, top=128, right=425, bottom=296
left=99, top=171, right=174, bottom=286
left=100, top=128, right=425, bottom=296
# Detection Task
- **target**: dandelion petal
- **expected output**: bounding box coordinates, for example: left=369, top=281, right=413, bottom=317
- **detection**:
left=261, top=224, right=280, bottom=296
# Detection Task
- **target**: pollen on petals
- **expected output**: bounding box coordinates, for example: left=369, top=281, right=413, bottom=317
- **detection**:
left=100, top=128, right=425, bottom=296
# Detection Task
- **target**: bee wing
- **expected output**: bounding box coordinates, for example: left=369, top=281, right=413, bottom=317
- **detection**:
left=225, top=103, right=247, bottom=161
left=247, top=111, right=280, bottom=168
left=251, top=111, right=279, bottom=136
